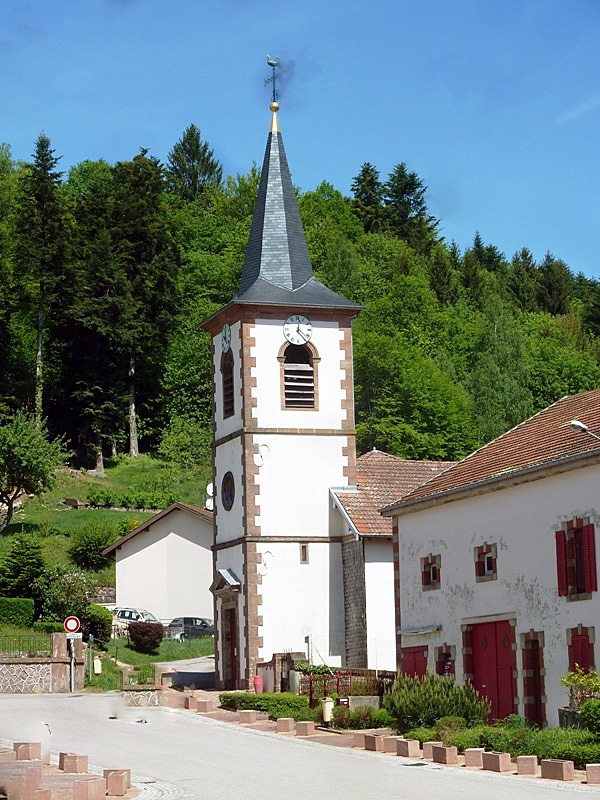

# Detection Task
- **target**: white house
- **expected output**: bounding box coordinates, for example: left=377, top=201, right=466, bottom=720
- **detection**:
left=104, top=502, right=213, bottom=624
left=330, top=449, right=453, bottom=671
left=382, top=389, right=600, bottom=726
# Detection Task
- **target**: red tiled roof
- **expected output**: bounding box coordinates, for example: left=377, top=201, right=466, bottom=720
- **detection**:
left=385, top=389, right=600, bottom=512
left=332, top=450, right=454, bottom=536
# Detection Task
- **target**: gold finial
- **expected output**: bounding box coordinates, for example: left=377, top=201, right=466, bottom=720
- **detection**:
left=270, top=100, right=280, bottom=133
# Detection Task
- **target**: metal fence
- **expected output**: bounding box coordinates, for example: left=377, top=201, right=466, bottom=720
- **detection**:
left=0, top=635, right=52, bottom=659
left=299, top=668, right=396, bottom=699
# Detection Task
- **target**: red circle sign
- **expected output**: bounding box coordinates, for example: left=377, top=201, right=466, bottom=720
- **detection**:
left=64, top=616, right=80, bottom=633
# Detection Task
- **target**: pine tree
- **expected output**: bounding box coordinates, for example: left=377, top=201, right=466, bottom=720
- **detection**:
left=13, top=134, right=67, bottom=423
left=351, top=162, right=384, bottom=233
left=383, top=162, right=439, bottom=250
left=166, top=123, right=223, bottom=202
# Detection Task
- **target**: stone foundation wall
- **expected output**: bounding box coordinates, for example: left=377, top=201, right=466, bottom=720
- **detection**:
left=0, top=634, right=84, bottom=693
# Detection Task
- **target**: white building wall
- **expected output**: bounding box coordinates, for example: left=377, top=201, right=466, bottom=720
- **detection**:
left=213, top=321, right=243, bottom=440
left=364, top=538, right=396, bottom=671
left=214, top=437, right=244, bottom=544
left=396, top=463, right=600, bottom=726
left=256, top=540, right=345, bottom=666
left=250, top=319, right=347, bottom=429
left=253, top=434, right=349, bottom=537
left=115, top=510, right=213, bottom=623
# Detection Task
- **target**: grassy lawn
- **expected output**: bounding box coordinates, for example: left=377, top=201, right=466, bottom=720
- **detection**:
left=107, top=635, right=214, bottom=665
left=0, top=454, right=211, bottom=584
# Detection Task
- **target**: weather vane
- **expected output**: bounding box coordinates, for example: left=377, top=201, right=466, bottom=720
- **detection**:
left=265, top=55, right=282, bottom=103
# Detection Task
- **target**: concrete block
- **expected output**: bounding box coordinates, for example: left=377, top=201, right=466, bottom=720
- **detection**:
left=276, top=718, right=295, bottom=733
left=0, top=749, right=17, bottom=763
left=541, top=759, right=574, bottom=781
left=14, top=744, right=41, bottom=762
left=482, top=751, right=512, bottom=773
left=432, top=744, right=458, bottom=765
left=238, top=709, right=257, bottom=724
left=383, top=736, right=399, bottom=753
left=464, top=748, right=484, bottom=768
left=105, top=770, right=128, bottom=796
left=103, top=769, right=130, bottom=789
left=517, top=755, right=538, bottom=775
left=196, top=700, right=214, bottom=713
left=60, top=754, right=88, bottom=773
left=363, top=734, right=384, bottom=752
left=586, top=763, right=600, bottom=785
left=396, top=738, right=421, bottom=758
left=296, top=721, right=315, bottom=737
left=72, top=778, right=106, bottom=800
left=184, top=696, right=197, bottom=711
left=422, top=741, right=442, bottom=760
left=352, top=732, right=365, bottom=748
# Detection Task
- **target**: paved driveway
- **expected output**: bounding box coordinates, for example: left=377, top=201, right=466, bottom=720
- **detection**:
left=0, top=694, right=592, bottom=800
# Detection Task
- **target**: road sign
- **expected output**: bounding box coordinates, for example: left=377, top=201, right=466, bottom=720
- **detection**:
left=64, top=616, right=81, bottom=633
left=66, top=632, right=83, bottom=639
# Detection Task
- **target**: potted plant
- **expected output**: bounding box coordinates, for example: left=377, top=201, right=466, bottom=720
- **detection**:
left=559, top=665, right=600, bottom=727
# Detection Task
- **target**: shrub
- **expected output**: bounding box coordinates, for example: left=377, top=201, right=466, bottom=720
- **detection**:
left=372, top=708, right=396, bottom=728
left=332, top=705, right=351, bottom=729
left=561, top=666, right=600, bottom=710
left=383, top=672, right=491, bottom=731
left=351, top=704, right=375, bottom=729
left=81, top=604, right=113, bottom=644
left=435, top=716, right=467, bottom=740
left=219, top=691, right=314, bottom=721
left=0, top=597, right=34, bottom=626
left=581, top=699, right=600, bottom=736
left=33, top=620, right=64, bottom=634
left=68, top=523, right=119, bottom=570
left=128, top=621, right=164, bottom=653
left=403, top=726, right=437, bottom=744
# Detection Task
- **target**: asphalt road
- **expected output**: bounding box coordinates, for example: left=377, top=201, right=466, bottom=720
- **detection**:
left=0, top=694, right=592, bottom=800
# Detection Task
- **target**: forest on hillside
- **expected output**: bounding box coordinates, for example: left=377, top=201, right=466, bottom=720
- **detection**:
left=1, top=124, right=600, bottom=469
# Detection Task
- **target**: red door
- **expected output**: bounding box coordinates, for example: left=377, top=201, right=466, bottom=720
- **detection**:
left=471, top=620, right=515, bottom=719
left=402, top=646, right=427, bottom=677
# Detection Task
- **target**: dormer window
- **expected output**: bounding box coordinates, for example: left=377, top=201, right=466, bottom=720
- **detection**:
left=282, top=344, right=315, bottom=409
left=221, top=350, right=234, bottom=418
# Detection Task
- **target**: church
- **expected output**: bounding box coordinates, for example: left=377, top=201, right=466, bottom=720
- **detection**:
left=201, top=99, right=362, bottom=689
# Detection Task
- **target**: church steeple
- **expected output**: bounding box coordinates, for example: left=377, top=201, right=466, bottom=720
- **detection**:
left=235, top=102, right=359, bottom=310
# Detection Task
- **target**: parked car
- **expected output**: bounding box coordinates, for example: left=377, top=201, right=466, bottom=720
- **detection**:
left=112, top=607, right=160, bottom=637
left=165, top=617, right=214, bottom=641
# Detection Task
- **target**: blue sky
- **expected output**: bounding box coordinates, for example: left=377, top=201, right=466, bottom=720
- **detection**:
left=1, top=0, right=599, bottom=276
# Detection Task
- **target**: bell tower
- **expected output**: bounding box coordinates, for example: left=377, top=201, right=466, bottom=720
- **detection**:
left=203, top=98, right=360, bottom=689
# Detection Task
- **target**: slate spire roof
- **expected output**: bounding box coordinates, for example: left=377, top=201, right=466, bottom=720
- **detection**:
left=235, top=102, right=360, bottom=310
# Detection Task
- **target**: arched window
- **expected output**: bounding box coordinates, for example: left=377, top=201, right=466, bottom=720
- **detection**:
left=221, top=350, right=234, bottom=418
left=282, top=344, right=315, bottom=408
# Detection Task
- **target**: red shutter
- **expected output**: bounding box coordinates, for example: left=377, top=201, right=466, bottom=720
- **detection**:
left=582, top=524, right=598, bottom=593
left=570, top=633, right=593, bottom=672
left=555, top=531, right=568, bottom=596
left=475, top=558, right=484, bottom=578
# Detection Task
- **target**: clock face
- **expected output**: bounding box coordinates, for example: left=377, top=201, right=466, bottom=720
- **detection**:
left=283, top=314, right=312, bottom=345
left=221, top=323, right=231, bottom=352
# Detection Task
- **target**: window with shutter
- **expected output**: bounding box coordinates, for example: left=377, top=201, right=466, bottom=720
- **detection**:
left=568, top=628, right=594, bottom=673
left=557, top=522, right=597, bottom=599
left=221, top=350, right=234, bottom=418
left=556, top=530, right=568, bottom=597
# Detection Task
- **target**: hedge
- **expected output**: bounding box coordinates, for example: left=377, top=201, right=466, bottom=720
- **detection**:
left=219, top=692, right=316, bottom=721
left=0, top=597, right=35, bottom=627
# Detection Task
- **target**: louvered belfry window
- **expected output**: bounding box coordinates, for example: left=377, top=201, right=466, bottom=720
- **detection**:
left=284, top=344, right=314, bottom=408
left=221, top=350, right=234, bottom=418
